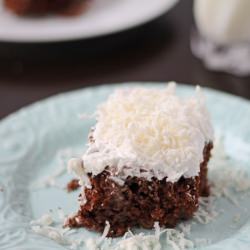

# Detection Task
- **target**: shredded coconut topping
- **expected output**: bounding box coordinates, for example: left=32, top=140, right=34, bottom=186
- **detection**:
left=69, top=83, right=213, bottom=183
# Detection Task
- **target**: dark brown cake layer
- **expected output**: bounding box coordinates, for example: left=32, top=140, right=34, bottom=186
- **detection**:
left=4, top=0, right=88, bottom=16
left=199, top=142, right=213, bottom=197
left=66, top=143, right=213, bottom=237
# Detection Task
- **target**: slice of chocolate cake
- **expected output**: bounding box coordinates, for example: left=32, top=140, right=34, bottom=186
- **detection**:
left=4, top=0, right=89, bottom=16
left=66, top=83, right=214, bottom=237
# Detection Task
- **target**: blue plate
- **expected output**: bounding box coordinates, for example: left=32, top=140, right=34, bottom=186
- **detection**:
left=1, top=83, right=250, bottom=250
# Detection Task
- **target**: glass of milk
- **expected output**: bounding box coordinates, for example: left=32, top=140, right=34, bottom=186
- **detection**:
left=191, top=0, right=250, bottom=76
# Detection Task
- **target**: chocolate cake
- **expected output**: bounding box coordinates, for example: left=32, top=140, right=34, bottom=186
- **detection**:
left=67, top=179, right=80, bottom=192
left=4, top=0, right=89, bottom=16
left=66, top=83, right=214, bottom=237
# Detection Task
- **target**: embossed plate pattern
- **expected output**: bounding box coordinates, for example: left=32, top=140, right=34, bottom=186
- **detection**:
left=0, top=83, right=250, bottom=250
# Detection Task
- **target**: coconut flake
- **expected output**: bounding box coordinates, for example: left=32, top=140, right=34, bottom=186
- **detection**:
left=178, top=223, right=191, bottom=236
left=98, top=221, right=110, bottom=244
left=154, top=221, right=161, bottom=240
left=109, top=176, right=125, bottom=186
left=194, top=197, right=218, bottom=224
left=71, top=83, right=213, bottom=185
left=30, top=213, right=54, bottom=226
left=31, top=225, right=70, bottom=245
left=166, top=229, right=194, bottom=250
left=68, top=158, right=84, bottom=177
left=113, top=233, right=161, bottom=250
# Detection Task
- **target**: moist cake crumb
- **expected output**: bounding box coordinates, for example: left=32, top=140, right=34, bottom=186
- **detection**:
left=67, top=179, right=80, bottom=192
left=66, top=143, right=213, bottom=237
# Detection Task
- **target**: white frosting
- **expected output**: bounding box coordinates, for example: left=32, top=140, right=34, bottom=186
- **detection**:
left=69, top=83, right=213, bottom=183
left=68, top=158, right=91, bottom=188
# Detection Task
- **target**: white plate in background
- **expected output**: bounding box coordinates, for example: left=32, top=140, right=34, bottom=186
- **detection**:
left=0, top=0, right=178, bottom=42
